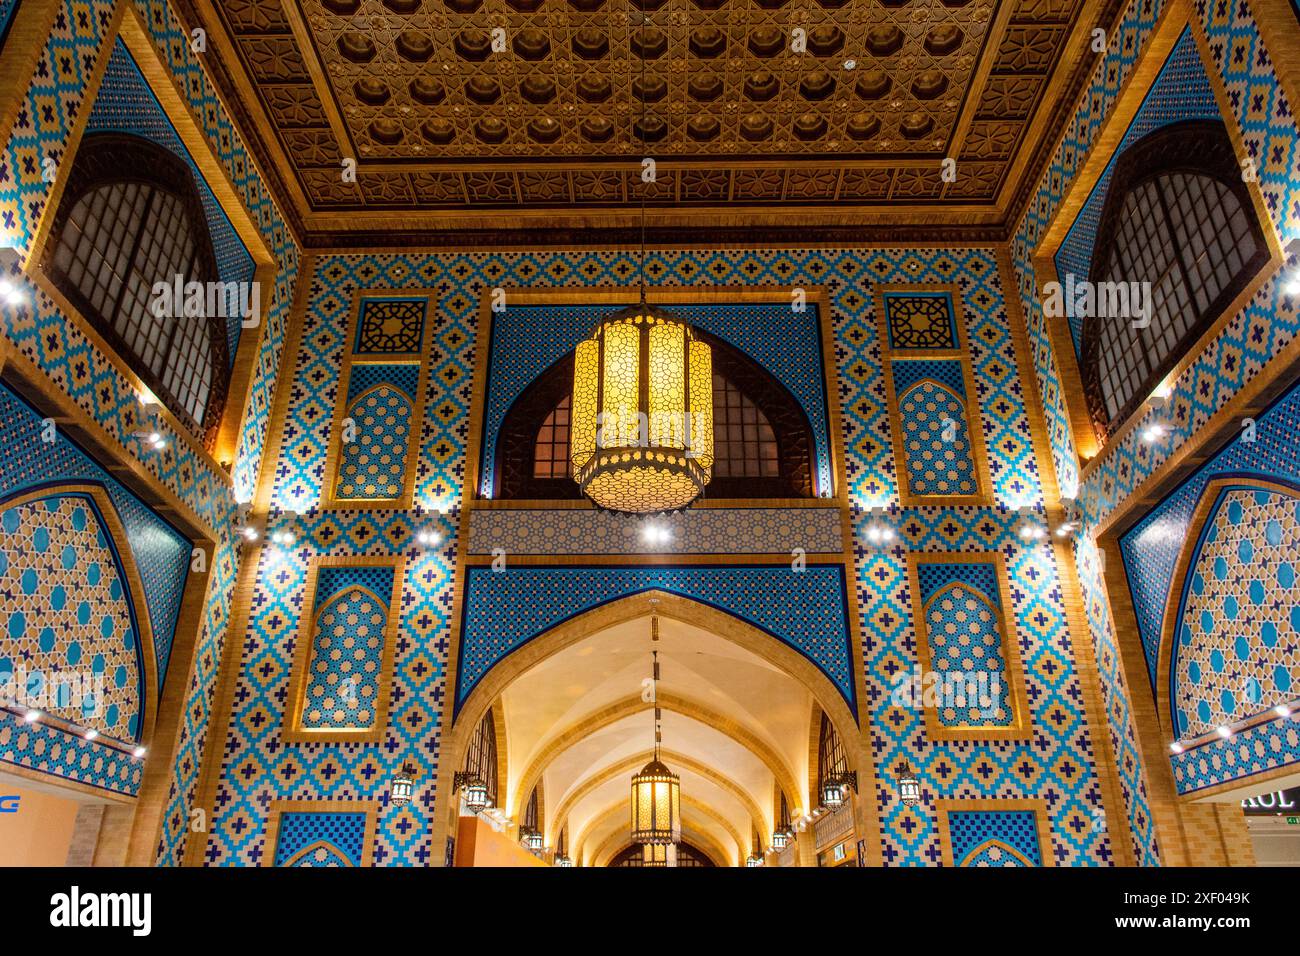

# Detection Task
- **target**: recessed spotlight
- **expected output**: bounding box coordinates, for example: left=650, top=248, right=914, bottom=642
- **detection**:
left=1141, top=423, right=1167, bottom=444
left=866, top=524, right=895, bottom=544
left=642, top=524, right=671, bottom=545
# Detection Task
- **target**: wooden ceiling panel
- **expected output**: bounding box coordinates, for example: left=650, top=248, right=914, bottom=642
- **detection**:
left=190, top=0, right=1106, bottom=240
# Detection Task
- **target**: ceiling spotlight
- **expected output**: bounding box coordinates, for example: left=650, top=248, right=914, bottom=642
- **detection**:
left=417, top=530, right=442, bottom=547
left=271, top=530, right=295, bottom=547
left=1275, top=704, right=1291, bottom=718
left=642, top=524, right=671, bottom=545
left=0, top=279, right=24, bottom=306
left=842, top=59, right=856, bottom=70
left=1169, top=741, right=1183, bottom=754
left=84, top=729, right=98, bottom=741
left=23, top=710, right=40, bottom=723
left=133, top=746, right=147, bottom=758
left=1284, top=275, right=1300, bottom=296
left=240, top=525, right=259, bottom=542
left=866, top=524, right=895, bottom=544
left=1018, top=523, right=1046, bottom=541
left=1216, top=725, right=1232, bottom=739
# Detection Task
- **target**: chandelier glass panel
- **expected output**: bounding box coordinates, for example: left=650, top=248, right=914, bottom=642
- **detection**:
left=571, top=306, right=714, bottom=513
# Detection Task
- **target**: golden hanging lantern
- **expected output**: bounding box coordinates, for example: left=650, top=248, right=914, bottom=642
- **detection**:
left=570, top=304, right=714, bottom=514
left=641, top=842, right=677, bottom=867
left=630, top=637, right=681, bottom=845
left=630, top=757, right=681, bottom=845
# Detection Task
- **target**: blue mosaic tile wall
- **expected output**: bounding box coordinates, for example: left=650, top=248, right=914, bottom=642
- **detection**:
left=479, top=302, right=833, bottom=497
left=891, top=359, right=979, bottom=499
left=300, top=565, right=395, bottom=732
left=1119, top=378, right=1300, bottom=789
left=0, top=382, right=189, bottom=794
left=457, top=564, right=854, bottom=709
left=87, top=40, right=256, bottom=362
left=336, top=364, right=418, bottom=501
left=1007, top=0, right=1300, bottom=865
left=201, top=242, right=1111, bottom=868
left=0, top=384, right=188, bottom=682
left=948, top=809, right=1043, bottom=866
left=0, top=0, right=17, bottom=47
left=0, top=0, right=300, bottom=860
left=915, top=560, right=1014, bottom=729
left=272, top=810, right=368, bottom=867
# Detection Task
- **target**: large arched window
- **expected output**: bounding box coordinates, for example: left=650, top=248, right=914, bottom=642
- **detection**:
left=497, top=331, right=814, bottom=500
left=816, top=711, right=847, bottom=803
left=462, top=708, right=499, bottom=810
left=43, top=133, right=230, bottom=447
left=1082, top=120, right=1268, bottom=440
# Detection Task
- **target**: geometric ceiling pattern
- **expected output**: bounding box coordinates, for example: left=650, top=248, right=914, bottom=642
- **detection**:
left=200, top=0, right=1096, bottom=229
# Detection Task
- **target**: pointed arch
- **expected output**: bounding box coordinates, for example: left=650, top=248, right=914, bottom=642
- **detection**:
left=435, top=589, right=872, bottom=862
left=1157, top=476, right=1300, bottom=740
left=958, top=838, right=1035, bottom=867
left=0, top=482, right=159, bottom=747
left=281, top=840, right=353, bottom=868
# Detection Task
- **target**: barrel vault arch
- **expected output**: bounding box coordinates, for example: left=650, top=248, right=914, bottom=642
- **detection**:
left=433, top=589, right=875, bottom=862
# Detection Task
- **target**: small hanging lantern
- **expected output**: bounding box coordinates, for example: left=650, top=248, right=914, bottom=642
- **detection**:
left=630, top=758, right=681, bottom=845
left=390, top=763, right=417, bottom=807
left=554, top=854, right=573, bottom=868
left=897, top=761, right=922, bottom=807
left=820, top=778, right=846, bottom=809
left=454, top=774, right=491, bottom=814
left=520, top=827, right=545, bottom=852
left=771, top=827, right=792, bottom=851
left=746, top=853, right=764, bottom=867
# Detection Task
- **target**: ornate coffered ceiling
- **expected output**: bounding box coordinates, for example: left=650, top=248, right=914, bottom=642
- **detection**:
left=188, top=0, right=1109, bottom=241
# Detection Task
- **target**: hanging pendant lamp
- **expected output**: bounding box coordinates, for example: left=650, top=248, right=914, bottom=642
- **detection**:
left=570, top=14, right=714, bottom=515
left=630, top=609, right=681, bottom=844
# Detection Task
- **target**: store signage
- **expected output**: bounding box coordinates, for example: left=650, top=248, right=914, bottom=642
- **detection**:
left=1241, top=787, right=1300, bottom=815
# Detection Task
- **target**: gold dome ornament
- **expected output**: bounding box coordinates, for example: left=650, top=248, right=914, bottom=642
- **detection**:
left=570, top=304, right=714, bottom=513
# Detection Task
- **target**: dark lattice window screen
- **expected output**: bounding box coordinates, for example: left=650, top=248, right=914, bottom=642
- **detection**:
left=532, top=394, right=570, bottom=478
left=523, top=787, right=539, bottom=832
left=609, top=842, right=714, bottom=867
left=1084, top=121, right=1267, bottom=439
left=1095, top=174, right=1255, bottom=423
left=817, top=711, right=847, bottom=796
left=531, top=376, right=780, bottom=480
left=712, top=373, right=779, bottom=478
left=45, top=134, right=228, bottom=447
left=464, top=709, right=498, bottom=807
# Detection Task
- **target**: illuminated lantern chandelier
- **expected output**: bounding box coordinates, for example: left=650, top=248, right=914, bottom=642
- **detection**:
left=569, top=16, right=714, bottom=515
left=630, top=611, right=681, bottom=847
